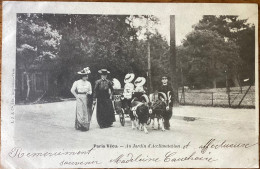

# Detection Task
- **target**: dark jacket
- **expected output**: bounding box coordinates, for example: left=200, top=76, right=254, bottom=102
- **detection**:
left=158, top=83, right=174, bottom=107
left=93, top=79, right=113, bottom=99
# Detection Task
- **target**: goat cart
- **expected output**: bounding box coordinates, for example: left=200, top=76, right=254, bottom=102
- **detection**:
left=112, top=89, right=130, bottom=126
left=112, top=90, right=149, bottom=127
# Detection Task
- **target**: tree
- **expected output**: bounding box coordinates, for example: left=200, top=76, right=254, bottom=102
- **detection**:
left=45, top=14, right=161, bottom=96
left=193, top=15, right=255, bottom=87
left=236, top=25, right=255, bottom=84
left=16, top=14, right=169, bottom=100
left=16, top=14, right=61, bottom=101
left=40, top=14, right=141, bottom=96
left=149, top=32, right=170, bottom=89
left=180, top=29, right=240, bottom=89
left=176, top=45, right=190, bottom=88
left=128, top=15, right=160, bottom=92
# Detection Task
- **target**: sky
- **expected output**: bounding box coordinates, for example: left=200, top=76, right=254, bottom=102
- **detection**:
left=156, top=15, right=203, bottom=46
left=154, top=15, right=255, bottom=46
left=131, top=15, right=203, bottom=46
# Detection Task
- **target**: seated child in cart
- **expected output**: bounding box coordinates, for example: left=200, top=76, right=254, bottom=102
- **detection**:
left=121, top=75, right=147, bottom=109
left=122, top=83, right=134, bottom=110
left=132, top=77, right=147, bottom=102
left=121, top=73, right=135, bottom=111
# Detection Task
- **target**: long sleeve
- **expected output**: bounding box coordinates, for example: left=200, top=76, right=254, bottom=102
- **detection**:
left=168, top=84, right=174, bottom=107
left=93, top=80, right=99, bottom=99
left=109, top=80, right=114, bottom=94
left=71, top=81, right=78, bottom=98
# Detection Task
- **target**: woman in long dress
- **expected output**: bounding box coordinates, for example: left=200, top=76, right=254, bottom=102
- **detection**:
left=93, top=69, right=115, bottom=128
left=71, top=67, right=92, bottom=131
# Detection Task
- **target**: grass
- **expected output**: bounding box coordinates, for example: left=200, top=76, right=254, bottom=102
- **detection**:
left=178, top=86, right=255, bottom=108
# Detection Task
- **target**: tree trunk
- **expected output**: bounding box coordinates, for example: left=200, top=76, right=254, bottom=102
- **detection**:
left=25, top=72, right=31, bottom=101
left=232, top=74, right=240, bottom=87
left=237, top=74, right=242, bottom=93
left=212, top=78, right=217, bottom=88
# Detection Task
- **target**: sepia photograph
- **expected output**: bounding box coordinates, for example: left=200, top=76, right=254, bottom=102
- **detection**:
left=1, top=2, right=258, bottom=168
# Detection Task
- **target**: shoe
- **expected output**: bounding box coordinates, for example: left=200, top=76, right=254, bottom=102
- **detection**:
left=81, top=129, right=88, bottom=131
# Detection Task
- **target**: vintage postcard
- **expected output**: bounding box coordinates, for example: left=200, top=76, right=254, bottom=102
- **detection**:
left=1, top=1, right=259, bottom=168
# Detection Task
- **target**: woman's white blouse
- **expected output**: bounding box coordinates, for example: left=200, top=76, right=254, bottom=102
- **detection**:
left=71, top=80, right=92, bottom=94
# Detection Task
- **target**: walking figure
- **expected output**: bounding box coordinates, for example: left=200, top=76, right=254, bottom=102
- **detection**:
left=158, top=75, right=173, bottom=130
left=71, top=67, right=92, bottom=131
left=93, top=69, right=116, bottom=128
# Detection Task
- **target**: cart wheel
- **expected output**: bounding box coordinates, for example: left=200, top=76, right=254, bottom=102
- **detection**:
left=120, top=108, right=125, bottom=126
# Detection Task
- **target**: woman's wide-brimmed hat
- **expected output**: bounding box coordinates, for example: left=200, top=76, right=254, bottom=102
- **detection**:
left=77, top=67, right=91, bottom=75
left=98, top=69, right=110, bottom=75
left=124, top=73, right=135, bottom=83
left=134, top=77, right=146, bottom=87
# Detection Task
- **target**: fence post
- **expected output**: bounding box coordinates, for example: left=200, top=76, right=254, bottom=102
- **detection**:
left=179, top=92, right=182, bottom=104
left=183, top=91, right=185, bottom=104
left=228, top=91, right=231, bottom=107
left=211, top=92, right=213, bottom=106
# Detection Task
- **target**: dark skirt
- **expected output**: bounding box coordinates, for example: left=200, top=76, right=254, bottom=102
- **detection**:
left=96, top=98, right=116, bottom=128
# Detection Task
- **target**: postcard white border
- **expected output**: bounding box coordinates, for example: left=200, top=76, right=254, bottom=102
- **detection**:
left=1, top=1, right=259, bottom=168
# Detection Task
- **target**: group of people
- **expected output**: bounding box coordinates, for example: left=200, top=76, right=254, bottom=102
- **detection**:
left=121, top=73, right=173, bottom=130
left=71, top=68, right=115, bottom=131
left=70, top=67, right=173, bottom=131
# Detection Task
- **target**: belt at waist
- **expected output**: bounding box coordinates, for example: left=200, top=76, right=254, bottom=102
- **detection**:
left=77, top=92, right=87, bottom=94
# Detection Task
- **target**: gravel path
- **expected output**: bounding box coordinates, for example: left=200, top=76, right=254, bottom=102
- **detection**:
left=14, top=101, right=257, bottom=151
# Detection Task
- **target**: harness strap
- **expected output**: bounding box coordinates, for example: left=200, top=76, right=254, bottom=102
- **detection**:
left=131, top=102, right=143, bottom=118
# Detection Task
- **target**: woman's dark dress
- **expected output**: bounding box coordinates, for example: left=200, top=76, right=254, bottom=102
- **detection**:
left=93, top=79, right=115, bottom=128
